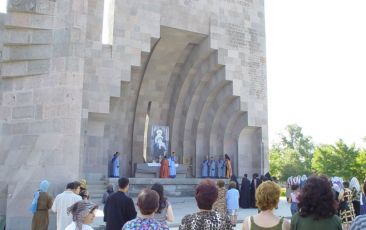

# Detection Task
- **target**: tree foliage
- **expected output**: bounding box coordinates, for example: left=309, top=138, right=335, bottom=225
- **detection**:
left=269, top=124, right=314, bottom=180
left=311, top=139, right=364, bottom=181
left=280, top=124, right=314, bottom=173
left=354, top=150, right=366, bottom=181
left=269, top=125, right=366, bottom=182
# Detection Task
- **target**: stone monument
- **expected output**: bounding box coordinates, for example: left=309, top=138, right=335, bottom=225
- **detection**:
left=0, top=0, right=268, bottom=228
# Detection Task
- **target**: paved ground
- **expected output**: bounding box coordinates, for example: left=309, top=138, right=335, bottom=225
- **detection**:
left=92, top=197, right=291, bottom=229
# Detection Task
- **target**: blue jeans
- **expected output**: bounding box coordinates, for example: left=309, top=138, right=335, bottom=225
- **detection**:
left=291, top=202, right=298, bottom=215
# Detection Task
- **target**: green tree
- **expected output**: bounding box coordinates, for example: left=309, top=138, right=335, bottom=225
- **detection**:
left=269, top=147, right=282, bottom=178
left=279, top=124, right=314, bottom=173
left=312, top=139, right=360, bottom=180
left=353, top=150, right=366, bottom=181
left=269, top=124, right=314, bottom=180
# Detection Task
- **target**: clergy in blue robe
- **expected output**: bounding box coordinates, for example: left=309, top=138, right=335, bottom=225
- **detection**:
left=201, top=156, right=209, bottom=178
left=217, top=159, right=225, bottom=178
left=168, top=153, right=176, bottom=178
left=111, top=152, right=120, bottom=178
left=209, top=158, right=216, bottom=178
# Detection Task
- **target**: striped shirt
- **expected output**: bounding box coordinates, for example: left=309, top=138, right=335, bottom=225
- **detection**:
left=350, top=214, right=366, bottom=230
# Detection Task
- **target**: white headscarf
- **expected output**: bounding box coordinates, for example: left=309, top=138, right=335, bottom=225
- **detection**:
left=332, top=183, right=341, bottom=193
left=350, top=177, right=360, bottom=192
left=292, top=176, right=300, bottom=185
left=331, top=176, right=344, bottom=190
left=287, top=176, right=293, bottom=186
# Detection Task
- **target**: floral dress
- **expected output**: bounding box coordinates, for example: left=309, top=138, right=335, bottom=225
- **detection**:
left=122, top=217, right=169, bottom=230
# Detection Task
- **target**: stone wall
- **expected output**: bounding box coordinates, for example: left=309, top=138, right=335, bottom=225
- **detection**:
left=0, top=0, right=87, bottom=228
left=0, top=0, right=268, bottom=228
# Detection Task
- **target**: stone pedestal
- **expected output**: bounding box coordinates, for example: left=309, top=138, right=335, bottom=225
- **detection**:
left=134, top=163, right=188, bottom=178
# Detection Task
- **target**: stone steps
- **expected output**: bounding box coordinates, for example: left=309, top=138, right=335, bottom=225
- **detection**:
left=106, top=177, right=232, bottom=198
left=87, top=180, right=109, bottom=205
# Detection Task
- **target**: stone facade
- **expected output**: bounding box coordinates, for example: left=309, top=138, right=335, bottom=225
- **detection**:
left=0, top=0, right=268, bottom=228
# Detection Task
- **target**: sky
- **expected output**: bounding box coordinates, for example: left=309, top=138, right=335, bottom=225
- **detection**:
left=265, top=0, right=366, bottom=148
left=1, top=0, right=365, bottom=147
left=0, top=0, right=6, bottom=13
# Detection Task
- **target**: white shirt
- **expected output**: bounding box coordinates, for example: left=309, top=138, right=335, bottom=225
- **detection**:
left=51, top=190, right=82, bottom=230
left=65, top=222, right=94, bottom=230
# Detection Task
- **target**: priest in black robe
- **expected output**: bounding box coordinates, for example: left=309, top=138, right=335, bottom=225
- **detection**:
left=239, top=173, right=251, bottom=208
left=250, top=173, right=260, bottom=208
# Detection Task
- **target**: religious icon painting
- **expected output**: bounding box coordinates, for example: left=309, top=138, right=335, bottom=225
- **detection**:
left=151, top=125, right=169, bottom=161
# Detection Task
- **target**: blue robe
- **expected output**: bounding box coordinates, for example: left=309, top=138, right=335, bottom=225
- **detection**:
left=217, top=160, right=226, bottom=178
left=168, top=157, right=176, bottom=178
left=111, top=155, right=120, bottom=177
left=209, top=160, right=216, bottom=178
left=201, top=160, right=209, bottom=178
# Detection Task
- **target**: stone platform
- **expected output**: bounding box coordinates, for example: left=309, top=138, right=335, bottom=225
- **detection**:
left=107, top=177, right=230, bottom=197
left=134, top=163, right=188, bottom=178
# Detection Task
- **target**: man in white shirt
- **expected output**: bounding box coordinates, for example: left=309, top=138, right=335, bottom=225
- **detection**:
left=52, top=181, right=82, bottom=230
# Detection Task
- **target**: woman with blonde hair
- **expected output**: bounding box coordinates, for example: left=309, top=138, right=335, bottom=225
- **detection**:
left=242, top=181, right=290, bottom=230
left=227, top=181, right=240, bottom=226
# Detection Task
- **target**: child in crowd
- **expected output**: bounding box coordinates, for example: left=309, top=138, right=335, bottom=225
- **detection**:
left=226, top=181, right=240, bottom=226
left=289, top=184, right=300, bottom=215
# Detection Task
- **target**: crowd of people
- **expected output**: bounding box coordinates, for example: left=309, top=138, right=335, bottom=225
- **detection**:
left=200, top=154, right=233, bottom=178
left=29, top=174, right=366, bottom=230
left=286, top=175, right=366, bottom=230
left=30, top=179, right=96, bottom=230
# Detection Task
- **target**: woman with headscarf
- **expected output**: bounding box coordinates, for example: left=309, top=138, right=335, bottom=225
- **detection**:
left=31, top=180, right=53, bottom=230
left=300, top=175, right=307, bottom=189
left=286, top=176, right=293, bottom=203
left=65, top=200, right=98, bottom=230
left=350, top=177, right=361, bottom=216
left=111, top=152, right=120, bottom=178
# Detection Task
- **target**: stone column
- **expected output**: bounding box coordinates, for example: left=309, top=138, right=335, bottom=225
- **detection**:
left=0, top=0, right=87, bottom=228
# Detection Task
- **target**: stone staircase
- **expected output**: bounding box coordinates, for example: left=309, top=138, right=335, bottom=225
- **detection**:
left=87, top=180, right=108, bottom=205
left=88, top=180, right=108, bottom=229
